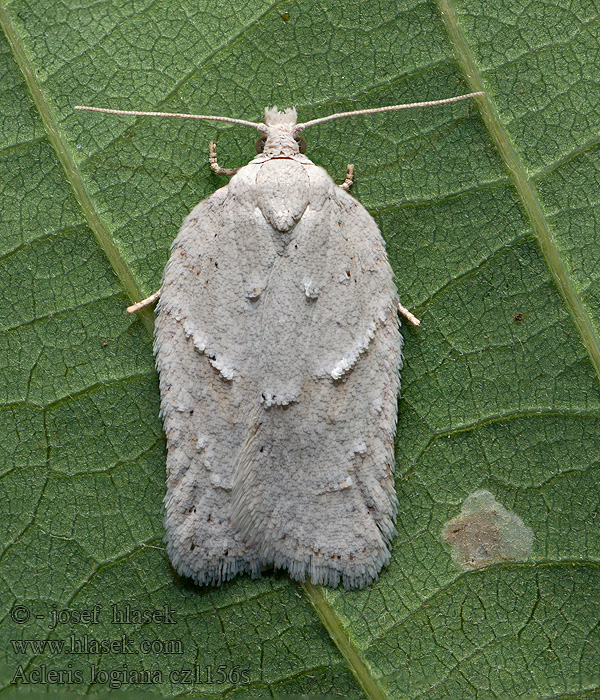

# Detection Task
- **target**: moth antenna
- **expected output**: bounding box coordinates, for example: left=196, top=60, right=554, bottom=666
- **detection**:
left=295, top=91, right=484, bottom=132
left=74, top=106, right=268, bottom=133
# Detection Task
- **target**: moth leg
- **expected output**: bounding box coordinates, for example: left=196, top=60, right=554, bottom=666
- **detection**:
left=209, top=142, right=240, bottom=176
left=126, top=288, right=161, bottom=314
left=398, top=301, right=420, bottom=326
left=338, top=163, right=354, bottom=190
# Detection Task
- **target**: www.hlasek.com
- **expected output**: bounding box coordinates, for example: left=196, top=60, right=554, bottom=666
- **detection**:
left=10, top=603, right=250, bottom=689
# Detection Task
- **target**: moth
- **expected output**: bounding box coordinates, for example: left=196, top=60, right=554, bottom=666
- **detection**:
left=77, top=92, right=482, bottom=588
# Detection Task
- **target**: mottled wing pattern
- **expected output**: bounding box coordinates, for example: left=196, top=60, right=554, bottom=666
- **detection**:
left=231, top=162, right=402, bottom=588
left=154, top=156, right=402, bottom=588
left=155, top=180, right=271, bottom=584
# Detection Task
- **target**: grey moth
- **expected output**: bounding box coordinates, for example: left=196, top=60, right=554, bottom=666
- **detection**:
left=76, top=92, right=481, bottom=588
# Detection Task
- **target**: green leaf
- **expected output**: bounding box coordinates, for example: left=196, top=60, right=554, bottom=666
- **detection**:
left=1, top=0, right=599, bottom=698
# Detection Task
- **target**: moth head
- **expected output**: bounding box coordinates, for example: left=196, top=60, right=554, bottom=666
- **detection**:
left=255, top=107, right=306, bottom=157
